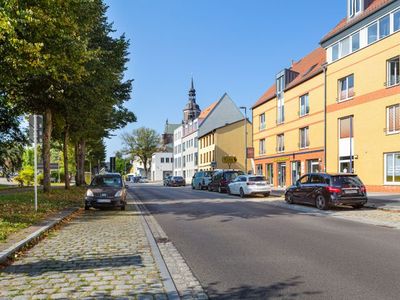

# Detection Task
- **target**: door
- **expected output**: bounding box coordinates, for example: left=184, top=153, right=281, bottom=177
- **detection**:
left=291, top=161, right=301, bottom=185
left=307, top=174, right=326, bottom=203
left=278, top=163, right=286, bottom=187
left=292, top=174, right=310, bottom=201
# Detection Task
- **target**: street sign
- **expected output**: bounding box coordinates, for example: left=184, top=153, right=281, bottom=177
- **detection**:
left=110, top=157, right=116, bottom=173
left=29, top=115, right=43, bottom=143
left=37, top=163, right=59, bottom=170
left=246, top=147, right=254, bottom=159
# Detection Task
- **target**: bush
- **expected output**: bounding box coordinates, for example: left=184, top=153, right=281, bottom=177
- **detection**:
left=37, top=173, right=44, bottom=185
left=13, top=175, right=24, bottom=187
left=20, top=166, right=34, bottom=186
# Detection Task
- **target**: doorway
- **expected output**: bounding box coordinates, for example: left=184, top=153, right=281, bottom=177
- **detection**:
left=291, top=161, right=301, bottom=185
left=278, top=162, right=286, bottom=187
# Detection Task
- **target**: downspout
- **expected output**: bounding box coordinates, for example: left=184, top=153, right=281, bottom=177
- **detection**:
left=322, top=63, right=328, bottom=172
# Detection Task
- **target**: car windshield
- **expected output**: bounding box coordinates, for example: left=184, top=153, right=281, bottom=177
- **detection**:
left=224, top=171, right=244, bottom=181
left=173, top=176, right=183, bottom=180
left=248, top=176, right=266, bottom=182
left=203, top=171, right=212, bottom=177
left=91, top=176, right=122, bottom=187
left=331, top=175, right=363, bottom=186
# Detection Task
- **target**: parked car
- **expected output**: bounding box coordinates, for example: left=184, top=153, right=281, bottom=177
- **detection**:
left=192, top=171, right=213, bottom=190
left=208, top=169, right=244, bottom=193
left=84, top=173, right=128, bottom=210
left=163, top=175, right=172, bottom=186
left=227, top=175, right=272, bottom=198
left=168, top=176, right=186, bottom=187
left=139, top=176, right=149, bottom=183
left=285, top=173, right=368, bottom=210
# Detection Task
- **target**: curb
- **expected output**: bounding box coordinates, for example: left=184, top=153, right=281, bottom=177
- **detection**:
left=128, top=192, right=180, bottom=300
left=0, top=207, right=80, bottom=264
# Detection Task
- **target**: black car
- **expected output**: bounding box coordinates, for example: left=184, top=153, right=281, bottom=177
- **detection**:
left=85, top=173, right=128, bottom=210
left=163, top=175, right=172, bottom=186
left=168, top=176, right=186, bottom=187
left=208, top=169, right=244, bottom=193
left=285, top=173, right=368, bottom=210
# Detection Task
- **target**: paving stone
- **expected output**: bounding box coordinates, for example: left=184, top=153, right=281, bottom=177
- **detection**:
left=0, top=209, right=168, bottom=299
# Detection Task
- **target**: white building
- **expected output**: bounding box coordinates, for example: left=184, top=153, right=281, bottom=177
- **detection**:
left=173, top=125, right=183, bottom=176
left=182, top=119, right=199, bottom=182
left=151, top=152, right=173, bottom=181
left=172, top=78, right=202, bottom=183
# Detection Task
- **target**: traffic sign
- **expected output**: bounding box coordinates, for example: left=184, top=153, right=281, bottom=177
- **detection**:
left=29, top=115, right=43, bottom=144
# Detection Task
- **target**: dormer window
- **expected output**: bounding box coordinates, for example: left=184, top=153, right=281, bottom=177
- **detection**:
left=348, top=0, right=363, bottom=19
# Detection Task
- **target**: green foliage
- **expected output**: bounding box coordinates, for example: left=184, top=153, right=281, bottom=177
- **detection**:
left=37, top=173, right=44, bottom=185
left=21, top=166, right=34, bottom=186
left=121, top=127, right=159, bottom=176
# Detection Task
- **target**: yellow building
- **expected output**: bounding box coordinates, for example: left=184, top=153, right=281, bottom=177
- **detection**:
left=252, top=48, right=327, bottom=187
left=321, top=0, right=400, bottom=192
left=253, top=0, right=400, bottom=192
left=198, top=94, right=252, bottom=172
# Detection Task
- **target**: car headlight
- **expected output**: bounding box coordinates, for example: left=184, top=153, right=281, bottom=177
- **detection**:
left=115, top=190, right=123, bottom=197
left=86, top=189, right=94, bottom=197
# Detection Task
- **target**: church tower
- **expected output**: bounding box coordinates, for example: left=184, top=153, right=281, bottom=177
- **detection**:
left=183, top=77, right=201, bottom=123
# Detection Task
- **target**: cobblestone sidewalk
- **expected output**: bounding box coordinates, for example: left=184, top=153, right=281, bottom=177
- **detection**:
left=0, top=207, right=168, bottom=300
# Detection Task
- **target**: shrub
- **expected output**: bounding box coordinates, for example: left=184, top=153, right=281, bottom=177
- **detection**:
left=13, top=175, right=24, bottom=187
left=20, top=166, right=34, bottom=186
left=37, top=173, right=44, bottom=185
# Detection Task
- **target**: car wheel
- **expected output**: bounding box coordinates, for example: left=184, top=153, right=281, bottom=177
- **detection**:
left=192, top=184, right=195, bottom=189
left=239, top=188, right=245, bottom=198
left=352, top=204, right=364, bottom=209
left=285, top=194, right=294, bottom=204
left=227, top=187, right=231, bottom=195
left=207, top=185, right=212, bottom=191
left=263, top=192, right=270, bottom=197
left=315, top=194, right=328, bottom=210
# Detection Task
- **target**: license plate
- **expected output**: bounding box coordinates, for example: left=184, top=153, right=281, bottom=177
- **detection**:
left=97, top=199, right=111, bottom=203
left=344, top=189, right=358, bottom=194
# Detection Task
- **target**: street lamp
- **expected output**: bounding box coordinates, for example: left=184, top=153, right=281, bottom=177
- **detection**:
left=240, top=106, right=248, bottom=174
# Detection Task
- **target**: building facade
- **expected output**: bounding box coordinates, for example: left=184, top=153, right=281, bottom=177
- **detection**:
left=151, top=152, right=173, bottom=181
left=198, top=93, right=252, bottom=172
left=252, top=0, right=400, bottom=191
left=321, top=0, right=400, bottom=192
left=173, top=125, right=183, bottom=176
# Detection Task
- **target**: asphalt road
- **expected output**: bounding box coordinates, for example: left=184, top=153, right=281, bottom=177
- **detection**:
left=132, top=183, right=400, bottom=300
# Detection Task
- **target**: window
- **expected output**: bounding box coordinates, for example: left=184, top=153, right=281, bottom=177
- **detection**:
left=340, top=116, right=354, bottom=139
left=299, top=127, right=310, bottom=149
left=307, top=160, right=320, bottom=173
left=349, top=0, right=361, bottom=18
left=352, top=32, right=360, bottom=52
left=368, top=22, right=378, bottom=44
left=259, top=113, right=266, bottom=130
left=256, top=164, right=263, bottom=176
left=277, top=94, right=285, bottom=124
left=379, top=15, right=390, bottom=39
left=299, top=94, right=309, bottom=117
left=387, top=57, right=400, bottom=87
left=338, top=74, right=354, bottom=101
left=171, top=157, right=174, bottom=163
left=299, top=175, right=309, bottom=184
left=385, top=153, right=400, bottom=184
left=341, top=37, right=351, bottom=57
left=332, top=43, right=339, bottom=61
left=259, top=139, right=266, bottom=155
left=166, top=157, right=169, bottom=163
left=394, top=10, right=400, bottom=32
left=387, top=104, right=400, bottom=134
left=161, top=157, right=164, bottom=163
left=277, top=134, right=284, bottom=152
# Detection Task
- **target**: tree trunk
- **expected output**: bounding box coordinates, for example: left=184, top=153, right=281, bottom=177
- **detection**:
left=78, top=138, right=86, bottom=185
left=143, top=157, right=148, bottom=177
left=63, top=124, right=70, bottom=190
left=42, top=108, right=52, bottom=193
left=74, top=142, right=81, bottom=186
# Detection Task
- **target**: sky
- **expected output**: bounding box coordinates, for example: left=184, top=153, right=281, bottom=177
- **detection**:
left=103, top=0, right=344, bottom=158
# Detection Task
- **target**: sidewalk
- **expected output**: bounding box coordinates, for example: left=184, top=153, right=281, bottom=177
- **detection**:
left=0, top=206, right=171, bottom=299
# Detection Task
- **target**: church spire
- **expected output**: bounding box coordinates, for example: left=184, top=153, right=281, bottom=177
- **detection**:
left=188, top=76, right=196, bottom=102
left=183, top=77, right=201, bottom=123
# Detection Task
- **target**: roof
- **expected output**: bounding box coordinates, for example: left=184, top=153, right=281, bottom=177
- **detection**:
left=321, top=0, right=394, bottom=43
left=252, top=47, right=326, bottom=109
left=198, top=100, right=218, bottom=120
left=164, top=123, right=180, bottom=134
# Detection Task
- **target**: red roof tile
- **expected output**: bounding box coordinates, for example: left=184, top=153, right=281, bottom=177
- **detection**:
left=252, top=47, right=326, bottom=109
left=198, top=101, right=218, bottom=120
left=321, top=0, right=394, bottom=43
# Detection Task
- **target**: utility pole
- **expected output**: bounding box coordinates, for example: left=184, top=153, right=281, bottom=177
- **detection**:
left=33, top=115, right=38, bottom=212
left=240, top=106, right=248, bottom=173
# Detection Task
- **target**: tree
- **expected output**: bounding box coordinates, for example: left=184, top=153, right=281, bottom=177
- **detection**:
left=121, top=128, right=159, bottom=177
left=1, top=0, right=98, bottom=192
left=0, top=96, right=26, bottom=174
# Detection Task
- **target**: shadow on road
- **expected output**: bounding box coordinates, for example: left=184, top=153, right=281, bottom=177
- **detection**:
left=206, top=276, right=323, bottom=299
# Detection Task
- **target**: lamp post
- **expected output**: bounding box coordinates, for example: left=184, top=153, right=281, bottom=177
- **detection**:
left=240, top=106, right=247, bottom=173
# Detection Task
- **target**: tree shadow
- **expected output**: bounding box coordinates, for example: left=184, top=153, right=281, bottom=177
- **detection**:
left=2, top=253, right=143, bottom=276
left=206, top=276, right=323, bottom=299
